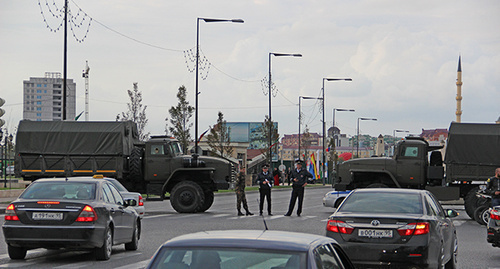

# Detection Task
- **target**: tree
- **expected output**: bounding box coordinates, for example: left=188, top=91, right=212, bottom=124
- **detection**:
left=116, top=82, right=149, bottom=141
left=301, top=126, right=312, bottom=160
left=259, top=115, right=279, bottom=163
left=206, top=111, right=233, bottom=158
left=165, top=85, right=194, bottom=154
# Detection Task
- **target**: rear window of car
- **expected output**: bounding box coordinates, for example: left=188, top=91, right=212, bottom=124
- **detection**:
left=149, top=247, right=306, bottom=269
left=20, top=182, right=96, bottom=200
left=338, top=192, right=423, bottom=214
left=107, top=179, right=128, bottom=192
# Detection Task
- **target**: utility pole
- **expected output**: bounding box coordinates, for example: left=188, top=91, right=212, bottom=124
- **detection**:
left=82, top=61, right=90, bottom=121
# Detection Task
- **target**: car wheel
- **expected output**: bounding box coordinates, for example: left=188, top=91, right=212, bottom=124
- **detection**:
left=198, top=191, right=214, bottom=213
left=170, top=181, right=205, bottom=213
left=8, top=245, right=27, bottom=260
left=474, top=205, right=490, bottom=226
left=96, top=226, right=113, bottom=260
left=445, top=237, right=458, bottom=269
left=125, top=221, right=140, bottom=251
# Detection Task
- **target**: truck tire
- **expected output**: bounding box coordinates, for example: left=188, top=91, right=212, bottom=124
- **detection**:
left=464, top=187, right=481, bottom=219
left=170, top=181, right=205, bottom=213
left=198, top=191, right=214, bottom=213
left=129, top=147, right=143, bottom=182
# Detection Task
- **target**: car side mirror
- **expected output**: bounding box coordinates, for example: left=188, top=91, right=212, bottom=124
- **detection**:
left=446, top=209, right=459, bottom=218
left=125, top=199, right=137, bottom=207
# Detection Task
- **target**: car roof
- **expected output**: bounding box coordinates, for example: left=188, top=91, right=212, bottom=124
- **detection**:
left=351, top=188, right=428, bottom=195
left=160, top=230, right=338, bottom=252
left=33, top=176, right=109, bottom=184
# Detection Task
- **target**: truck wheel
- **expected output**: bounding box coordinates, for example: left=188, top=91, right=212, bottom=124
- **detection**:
left=367, top=183, right=388, bottom=188
left=170, top=181, right=205, bottom=213
left=198, top=191, right=214, bottom=213
left=474, top=205, right=490, bottom=225
left=129, top=147, right=143, bottom=181
left=464, top=187, right=480, bottom=219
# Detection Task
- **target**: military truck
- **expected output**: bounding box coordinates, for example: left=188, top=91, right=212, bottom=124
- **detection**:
left=334, top=122, right=500, bottom=219
left=14, top=120, right=236, bottom=213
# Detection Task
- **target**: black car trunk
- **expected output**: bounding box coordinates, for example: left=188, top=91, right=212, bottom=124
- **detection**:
left=14, top=201, right=85, bottom=225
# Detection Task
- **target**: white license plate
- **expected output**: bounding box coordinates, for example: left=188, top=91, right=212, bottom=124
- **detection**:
left=32, top=212, right=63, bottom=220
left=358, top=229, right=393, bottom=238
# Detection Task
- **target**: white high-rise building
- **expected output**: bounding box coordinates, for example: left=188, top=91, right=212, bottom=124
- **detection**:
left=23, top=72, right=76, bottom=121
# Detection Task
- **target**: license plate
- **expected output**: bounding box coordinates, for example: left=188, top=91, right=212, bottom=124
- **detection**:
left=358, top=229, right=393, bottom=238
left=32, top=212, right=63, bottom=220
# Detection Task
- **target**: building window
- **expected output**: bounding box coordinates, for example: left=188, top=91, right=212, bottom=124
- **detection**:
left=37, top=90, right=42, bottom=93
left=37, top=84, right=41, bottom=87
left=37, top=101, right=41, bottom=105
left=37, top=107, right=41, bottom=111
left=36, top=113, right=41, bottom=117
left=37, top=96, right=41, bottom=99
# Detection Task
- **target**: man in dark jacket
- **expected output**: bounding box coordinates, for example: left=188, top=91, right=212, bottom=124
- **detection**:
left=486, top=168, right=500, bottom=207
left=256, top=164, right=273, bottom=216
left=285, top=159, right=313, bottom=216
left=235, top=166, right=253, bottom=216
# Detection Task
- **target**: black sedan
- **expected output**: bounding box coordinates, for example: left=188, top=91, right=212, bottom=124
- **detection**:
left=146, top=230, right=355, bottom=269
left=2, top=177, right=141, bottom=260
left=325, top=188, right=458, bottom=269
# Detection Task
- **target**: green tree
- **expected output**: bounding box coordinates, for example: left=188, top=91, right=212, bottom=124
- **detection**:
left=206, top=111, right=233, bottom=158
left=165, top=85, right=194, bottom=154
left=259, top=115, right=279, bottom=162
left=301, top=126, right=312, bottom=160
left=116, top=82, right=149, bottom=141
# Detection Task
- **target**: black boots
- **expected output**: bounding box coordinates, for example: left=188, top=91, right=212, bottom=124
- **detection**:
left=238, top=210, right=244, bottom=216
left=238, top=209, right=253, bottom=216
left=246, top=210, right=254, bottom=216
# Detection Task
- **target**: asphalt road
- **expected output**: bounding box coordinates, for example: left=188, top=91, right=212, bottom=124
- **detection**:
left=0, top=186, right=497, bottom=268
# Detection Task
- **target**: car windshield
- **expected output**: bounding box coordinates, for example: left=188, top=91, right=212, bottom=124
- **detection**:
left=20, top=182, right=96, bottom=200
left=338, top=192, right=423, bottom=214
left=149, top=247, right=306, bottom=269
left=107, top=179, right=128, bottom=192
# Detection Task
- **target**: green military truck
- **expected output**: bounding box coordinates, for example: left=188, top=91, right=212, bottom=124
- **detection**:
left=334, top=122, right=500, bottom=219
left=14, top=120, right=236, bottom=213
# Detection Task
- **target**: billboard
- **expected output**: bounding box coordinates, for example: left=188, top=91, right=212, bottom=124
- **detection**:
left=226, top=122, right=278, bottom=149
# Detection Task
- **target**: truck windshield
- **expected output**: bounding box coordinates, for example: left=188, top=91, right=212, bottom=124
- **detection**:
left=170, top=142, right=182, bottom=156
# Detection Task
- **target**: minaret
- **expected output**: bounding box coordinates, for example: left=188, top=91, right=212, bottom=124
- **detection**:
left=455, top=56, right=463, bottom=122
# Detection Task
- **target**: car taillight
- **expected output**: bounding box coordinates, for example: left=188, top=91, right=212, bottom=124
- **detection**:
left=76, top=205, right=97, bottom=222
left=4, top=204, right=19, bottom=221
left=397, top=222, right=430, bottom=236
left=491, top=209, right=500, bottom=220
left=138, top=195, right=144, bottom=206
left=326, top=220, right=354, bottom=234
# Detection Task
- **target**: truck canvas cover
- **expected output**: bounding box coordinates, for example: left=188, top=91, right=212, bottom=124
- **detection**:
left=445, top=122, right=500, bottom=166
left=16, top=120, right=140, bottom=156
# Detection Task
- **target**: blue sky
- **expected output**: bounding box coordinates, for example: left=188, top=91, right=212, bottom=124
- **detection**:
left=1, top=0, right=499, bottom=139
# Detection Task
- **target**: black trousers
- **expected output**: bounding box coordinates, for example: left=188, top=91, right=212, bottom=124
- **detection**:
left=259, top=188, right=271, bottom=214
left=286, top=187, right=305, bottom=215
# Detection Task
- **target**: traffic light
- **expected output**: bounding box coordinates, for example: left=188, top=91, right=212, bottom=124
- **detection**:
left=0, top=97, right=5, bottom=128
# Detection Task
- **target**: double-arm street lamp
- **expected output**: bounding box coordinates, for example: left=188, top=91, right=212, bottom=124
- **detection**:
left=298, top=96, right=323, bottom=161
left=393, top=129, right=409, bottom=138
left=194, top=17, right=244, bottom=158
left=268, top=53, right=302, bottom=167
left=332, top=108, right=355, bottom=148
left=321, top=78, right=352, bottom=185
left=356, top=117, right=377, bottom=158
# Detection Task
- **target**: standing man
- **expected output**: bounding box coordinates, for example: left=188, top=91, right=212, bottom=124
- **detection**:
left=486, top=168, right=500, bottom=207
left=256, top=164, right=273, bottom=216
left=235, top=166, right=253, bottom=216
left=285, top=159, right=313, bottom=217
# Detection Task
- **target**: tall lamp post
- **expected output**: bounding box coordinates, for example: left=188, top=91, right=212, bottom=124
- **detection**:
left=321, top=78, right=351, bottom=185
left=298, top=96, right=323, bottom=161
left=268, top=53, right=301, bottom=167
left=0, top=129, right=3, bottom=185
left=194, top=17, right=244, bottom=158
left=332, top=108, right=355, bottom=146
left=356, top=117, right=377, bottom=158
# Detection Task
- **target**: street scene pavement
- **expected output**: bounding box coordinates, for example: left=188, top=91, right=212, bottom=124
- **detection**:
left=0, top=186, right=497, bottom=268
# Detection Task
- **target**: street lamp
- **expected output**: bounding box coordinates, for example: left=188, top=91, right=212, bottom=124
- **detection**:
left=298, top=96, right=323, bottom=161
left=0, top=129, right=3, bottom=185
left=268, top=53, right=302, bottom=168
left=194, top=17, right=244, bottom=158
left=356, top=117, right=377, bottom=158
left=321, top=78, right=351, bottom=185
left=393, top=129, right=409, bottom=138
left=332, top=108, right=355, bottom=149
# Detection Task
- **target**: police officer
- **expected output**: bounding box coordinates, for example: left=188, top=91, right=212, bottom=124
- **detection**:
left=285, top=159, right=313, bottom=217
left=486, top=168, right=500, bottom=207
left=256, top=164, right=273, bottom=216
left=235, top=166, right=253, bottom=216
